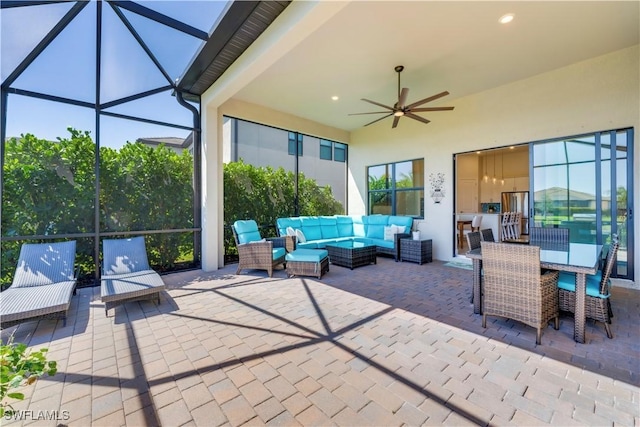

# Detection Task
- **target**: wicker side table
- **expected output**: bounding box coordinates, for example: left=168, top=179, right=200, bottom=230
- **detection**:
left=400, top=238, right=432, bottom=264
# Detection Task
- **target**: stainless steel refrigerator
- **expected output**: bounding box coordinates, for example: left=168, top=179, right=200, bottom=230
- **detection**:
left=501, top=191, right=529, bottom=235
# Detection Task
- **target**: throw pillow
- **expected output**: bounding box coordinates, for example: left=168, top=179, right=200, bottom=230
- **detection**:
left=286, top=226, right=296, bottom=236
left=383, top=226, right=395, bottom=241
left=295, top=229, right=307, bottom=243
left=393, top=225, right=406, bottom=234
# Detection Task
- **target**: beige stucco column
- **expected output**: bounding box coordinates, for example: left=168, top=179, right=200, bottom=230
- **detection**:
left=200, top=105, right=224, bottom=271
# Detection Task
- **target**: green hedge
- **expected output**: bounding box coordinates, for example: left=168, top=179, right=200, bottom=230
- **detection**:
left=2, top=129, right=343, bottom=286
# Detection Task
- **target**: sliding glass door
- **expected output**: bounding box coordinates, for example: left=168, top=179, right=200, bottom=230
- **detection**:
left=531, top=128, right=634, bottom=279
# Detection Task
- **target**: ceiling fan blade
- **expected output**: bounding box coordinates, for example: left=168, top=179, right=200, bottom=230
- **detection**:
left=398, top=88, right=409, bottom=108
left=364, top=113, right=393, bottom=127
left=392, top=116, right=401, bottom=128
left=348, top=111, right=392, bottom=116
left=361, top=98, right=395, bottom=111
left=410, top=106, right=455, bottom=112
left=405, top=91, right=450, bottom=109
left=405, top=112, right=431, bottom=125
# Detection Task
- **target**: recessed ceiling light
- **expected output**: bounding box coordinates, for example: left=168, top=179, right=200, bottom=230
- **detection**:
left=331, top=96, right=339, bottom=101
left=499, top=13, right=514, bottom=24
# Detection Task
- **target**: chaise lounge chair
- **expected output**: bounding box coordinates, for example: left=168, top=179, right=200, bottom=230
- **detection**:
left=100, top=236, right=166, bottom=317
left=0, top=241, right=77, bottom=328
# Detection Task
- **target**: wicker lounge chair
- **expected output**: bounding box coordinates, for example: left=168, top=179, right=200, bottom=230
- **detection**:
left=481, top=242, right=559, bottom=345
left=232, top=220, right=291, bottom=277
left=101, top=236, right=166, bottom=317
left=557, top=235, right=619, bottom=338
left=0, top=241, right=77, bottom=328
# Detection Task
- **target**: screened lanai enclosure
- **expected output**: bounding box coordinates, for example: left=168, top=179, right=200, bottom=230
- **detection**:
left=0, top=0, right=225, bottom=286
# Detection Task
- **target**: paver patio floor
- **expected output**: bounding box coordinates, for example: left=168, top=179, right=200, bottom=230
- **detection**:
left=2, top=257, right=639, bottom=426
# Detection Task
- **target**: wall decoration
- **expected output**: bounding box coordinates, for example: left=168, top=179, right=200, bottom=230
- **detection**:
left=429, top=172, right=445, bottom=204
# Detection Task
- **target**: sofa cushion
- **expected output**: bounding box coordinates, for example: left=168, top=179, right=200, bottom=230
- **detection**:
left=389, top=215, right=413, bottom=231
left=300, top=217, right=322, bottom=241
left=336, top=216, right=354, bottom=237
left=313, top=237, right=352, bottom=248
left=319, top=216, right=339, bottom=239
left=366, top=215, right=388, bottom=239
left=297, top=241, right=318, bottom=249
left=351, top=215, right=366, bottom=237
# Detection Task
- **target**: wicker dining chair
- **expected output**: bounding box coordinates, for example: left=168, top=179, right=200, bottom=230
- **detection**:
left=529, top=226, right=569, bottom=243
left=480, top=228, right=495, bottom=242
left=466, top=231, right=482, bottom=304
left=481, top=242, right=559, bottom=345
left=557, top=235, right=619, bottom=338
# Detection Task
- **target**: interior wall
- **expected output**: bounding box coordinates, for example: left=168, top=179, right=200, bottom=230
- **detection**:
left=348, top=45, right=640, bottom=282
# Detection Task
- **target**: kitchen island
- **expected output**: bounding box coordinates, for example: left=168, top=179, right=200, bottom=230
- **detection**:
left=456, top=213, right=501, bottom=248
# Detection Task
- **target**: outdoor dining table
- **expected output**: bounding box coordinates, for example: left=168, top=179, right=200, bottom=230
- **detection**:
left=466, top=241, right=603, bottom=343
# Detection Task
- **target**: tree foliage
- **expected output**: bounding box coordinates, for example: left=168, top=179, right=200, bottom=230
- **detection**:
left=2, top=130, right=344, bottom=284
left=223, top=159, right=343, bottom=255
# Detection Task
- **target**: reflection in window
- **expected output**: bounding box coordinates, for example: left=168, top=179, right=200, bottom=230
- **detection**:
left=320, top=139, right=332, bottom=160
left=334, top=142, right=347, bottom=162
left=367, top=159, right=424, bottom=217
left=288, top=132, right=303, bottom=156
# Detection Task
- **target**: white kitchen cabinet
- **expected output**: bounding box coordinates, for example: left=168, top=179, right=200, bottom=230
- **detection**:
left=499, top=177, right=529, bottom=192
left=480, top=179, right=502, bottom=203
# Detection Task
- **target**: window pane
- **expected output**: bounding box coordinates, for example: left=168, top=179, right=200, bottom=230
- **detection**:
left=320, top=140, right=332, bottom=160
left=334, top=143, right=346, bottom=162
left=369, top=191, right=392, bottom=215
left=368, top=165, right=390, bottom=190
left=395, top=159, right=424, bottom=188
left=396, top=190, right=424, bottom=217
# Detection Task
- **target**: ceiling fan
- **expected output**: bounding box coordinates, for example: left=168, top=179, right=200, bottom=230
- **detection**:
left=349, top=65, right=454, bottom=128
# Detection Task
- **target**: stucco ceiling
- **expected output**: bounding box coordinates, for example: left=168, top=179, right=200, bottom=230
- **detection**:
left=231, top=1, right=639, bottom=132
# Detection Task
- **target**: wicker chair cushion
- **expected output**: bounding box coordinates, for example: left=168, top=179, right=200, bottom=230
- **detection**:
left=103, top=236, right=151, bottom=275
left=285, top=249, right=328, bottom=262
left=101, top=270, right=166, bottom=303
left=336, top=216, right=354, bottom=237
left=0, top=280, right=75, bottom=322
left=12, top=241, right=76, bottom=287
left=272, top=247, right=286, bottom=260
left=557, top=275, right=609, bottom=298
left=234, top=220, right=263, bottom=244
left=300, top=217, right=322, bottom=240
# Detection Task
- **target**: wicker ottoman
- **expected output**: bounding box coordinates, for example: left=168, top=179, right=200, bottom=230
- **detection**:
left=400, top=238, right=433, bottom=264
left=286, top=249, right=330, bottom=279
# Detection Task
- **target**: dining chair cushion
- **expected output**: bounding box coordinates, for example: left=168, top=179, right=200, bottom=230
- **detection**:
left=557, top=275, right=609, bottom=298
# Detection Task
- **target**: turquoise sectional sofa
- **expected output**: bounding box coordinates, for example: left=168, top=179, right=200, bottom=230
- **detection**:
left=276, top=215, right=413, bottom=261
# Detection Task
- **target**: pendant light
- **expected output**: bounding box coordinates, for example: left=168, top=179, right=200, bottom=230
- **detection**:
left=500, top=152, right=505, bottom=185
left=492, top=153, right=496, bottom=184
left=483, top=155, right=488, bottom=183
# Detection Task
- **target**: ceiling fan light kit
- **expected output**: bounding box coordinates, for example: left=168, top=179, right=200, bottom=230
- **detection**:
left=349, top=65, right=454, bottom=128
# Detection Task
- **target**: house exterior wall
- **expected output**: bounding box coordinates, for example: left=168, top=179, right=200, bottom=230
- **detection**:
left=220, top=107, right=349, bottom=210
left=348, top=45, right=639, bottom=281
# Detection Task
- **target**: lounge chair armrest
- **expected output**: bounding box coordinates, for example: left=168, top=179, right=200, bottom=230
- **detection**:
left=268, top=235, right=296, bottom=252
left=237, top=240, right=273, bottom=255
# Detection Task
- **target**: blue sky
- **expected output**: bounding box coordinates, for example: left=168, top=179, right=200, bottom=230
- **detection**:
left=1, top=0, right=227, bottom=147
